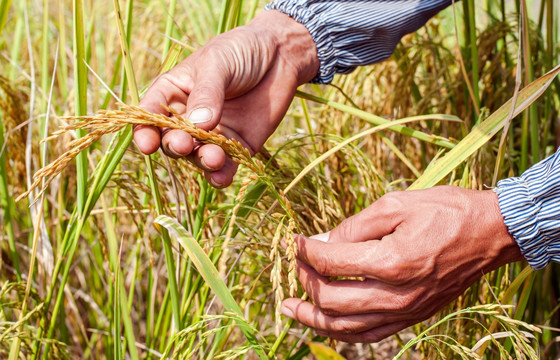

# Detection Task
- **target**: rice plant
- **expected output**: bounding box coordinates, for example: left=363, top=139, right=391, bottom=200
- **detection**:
left=0, top=0, right=559, bottom=359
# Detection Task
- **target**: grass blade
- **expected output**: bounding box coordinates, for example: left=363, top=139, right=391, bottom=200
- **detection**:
left=296, top=90, right=457, bottom=149
left=217, top=0, right=243, bottom=33
left=112, top=0, right=139, bottom=104
left=154, top=215, right=268, bottom=360
left=0, top=0, right=10, bottom=36
left=162, top=0, right=177, bottom=59
left=73, top=0, right=88, bottom=214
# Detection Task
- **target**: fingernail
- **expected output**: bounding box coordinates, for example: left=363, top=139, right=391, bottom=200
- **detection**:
left=281, top=306, right=294, bottom=318
left=189, top=108, right=212, bottom=124
left=208, top=177, right=223, bottom=188
left=310, top=231, right=330, bottom=242
left=200, top=156, right=215, bottom=171
left=166, top=143, right=181, bottom=157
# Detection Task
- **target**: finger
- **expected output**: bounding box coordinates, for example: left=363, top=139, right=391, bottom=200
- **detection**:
left=185, top=63, right=229, bottom=131
left=161, top=129, right=194, bottom=158
left=321, top=320, right=413, bottom=343
left=192, top=124, right=251, bottom=188
left=137, top=71, right=191, bottom=155
left=295, top=261, right=412, bottom=315
left=138, top=81, right=173, bottom=115
left=187, top=143, right=227, bottom=171
left=133, top=125, right=161, bottom=155
left=281, top=298, right=406, bottom=335
left=139, top=65, right=193, bottom=114
left=327, top=192, right=404, bottom=244
left=294, top=235, right=398, bottom=279
left=205, top=157, right=239, bottom=189
left=185, top=143, right=235, bottom=188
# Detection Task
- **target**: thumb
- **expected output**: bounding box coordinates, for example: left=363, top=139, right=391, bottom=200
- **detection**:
left=327, top=193, right=404, bottom=244
left=185, top=67, right=228, bottom=131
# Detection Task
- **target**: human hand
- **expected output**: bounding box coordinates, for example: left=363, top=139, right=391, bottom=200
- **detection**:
left=134, top=10, right=319, bottom=188
left=281, top=186, right=524, bottom=343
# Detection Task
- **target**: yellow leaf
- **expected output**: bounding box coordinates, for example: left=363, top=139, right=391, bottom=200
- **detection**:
left=308, top=342, right=346, bottom=360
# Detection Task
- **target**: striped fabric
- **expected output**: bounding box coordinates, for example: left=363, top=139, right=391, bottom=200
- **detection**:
left=266, top=0, right=560, bottom=269
left=496, top=149, right=560, bottom=270
left=264, top=0, right=454, bottom=83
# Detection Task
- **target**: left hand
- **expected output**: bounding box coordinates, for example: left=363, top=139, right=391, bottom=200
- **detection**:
left=281, top=186, right=524, bottom=343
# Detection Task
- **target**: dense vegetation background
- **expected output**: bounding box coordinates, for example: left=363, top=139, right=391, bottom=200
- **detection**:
left=0, top=0, right=559, bottom=358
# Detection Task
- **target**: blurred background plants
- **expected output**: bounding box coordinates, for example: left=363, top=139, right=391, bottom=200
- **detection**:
left=0, top=0, right=559, bottom=358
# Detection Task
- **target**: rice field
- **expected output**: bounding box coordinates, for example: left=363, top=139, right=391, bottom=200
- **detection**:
left=0, top=0, right=559, bottom=358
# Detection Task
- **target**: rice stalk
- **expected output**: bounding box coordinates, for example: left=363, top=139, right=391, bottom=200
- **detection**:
left=16, top=104, right=262, bottom=202
left=4, top=0, right=560, bottom=358
left=269, top=216, right=285, bottom=336
left=55, top=2, right=69, bottom=99
left=0, top=76, right=27, bottom=185
left=464, top=0, right=481, bottom=116
left=409, top=63, right=560, bottom=190
left=395, top=304, right=540, bottom=359
left=451, top=0, right=480, bottom=119
left=0, top=76, right=27, bottom=280
left=492, top=2, right=524, bottom=186
left=8, top=38, right=59, bottom=358
left=218, top=174, right=256, bottom=278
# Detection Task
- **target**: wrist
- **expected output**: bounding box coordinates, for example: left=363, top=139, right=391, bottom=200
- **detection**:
left=248, top=10, right=319, bottom=85
left=479, top=190, right=525, bottom=269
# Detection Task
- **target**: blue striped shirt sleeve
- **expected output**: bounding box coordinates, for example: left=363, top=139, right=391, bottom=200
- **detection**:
left=264, top=0, right=453, bottom=83
left=495, top=148, right=560, bottom=270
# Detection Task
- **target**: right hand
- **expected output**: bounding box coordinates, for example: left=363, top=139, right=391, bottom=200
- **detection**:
left=282, top=187, right=523, bottom=342
left=135, top=10, right=319, bottom=188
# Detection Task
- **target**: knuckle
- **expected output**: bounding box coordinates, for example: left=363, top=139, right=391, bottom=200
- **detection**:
left=192, top=84, right=221, bottom=100
left=314, top=257, right=331, bottom=277
left=376, top=192, right=405, bottom=214
left=396, top=290, right=424, bottom=314
left=156, top=73, right=176, bottom=87
left=382, top=251, right=406, bottom=283
left=335, top=218, right=355, bottom=242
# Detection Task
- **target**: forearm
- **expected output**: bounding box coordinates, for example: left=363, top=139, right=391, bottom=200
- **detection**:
left=495, top=148, right=560, bottom=270
left=265, top=0, right=455, bottom=83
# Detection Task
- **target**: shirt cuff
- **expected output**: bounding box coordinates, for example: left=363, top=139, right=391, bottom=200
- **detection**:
left=264, top=1, right=336, bottom=83
left=495, top=148, right=560, bottom=270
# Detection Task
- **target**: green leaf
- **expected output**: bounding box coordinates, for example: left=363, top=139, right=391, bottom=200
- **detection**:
left=154, top=215, right=268, bottom=360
